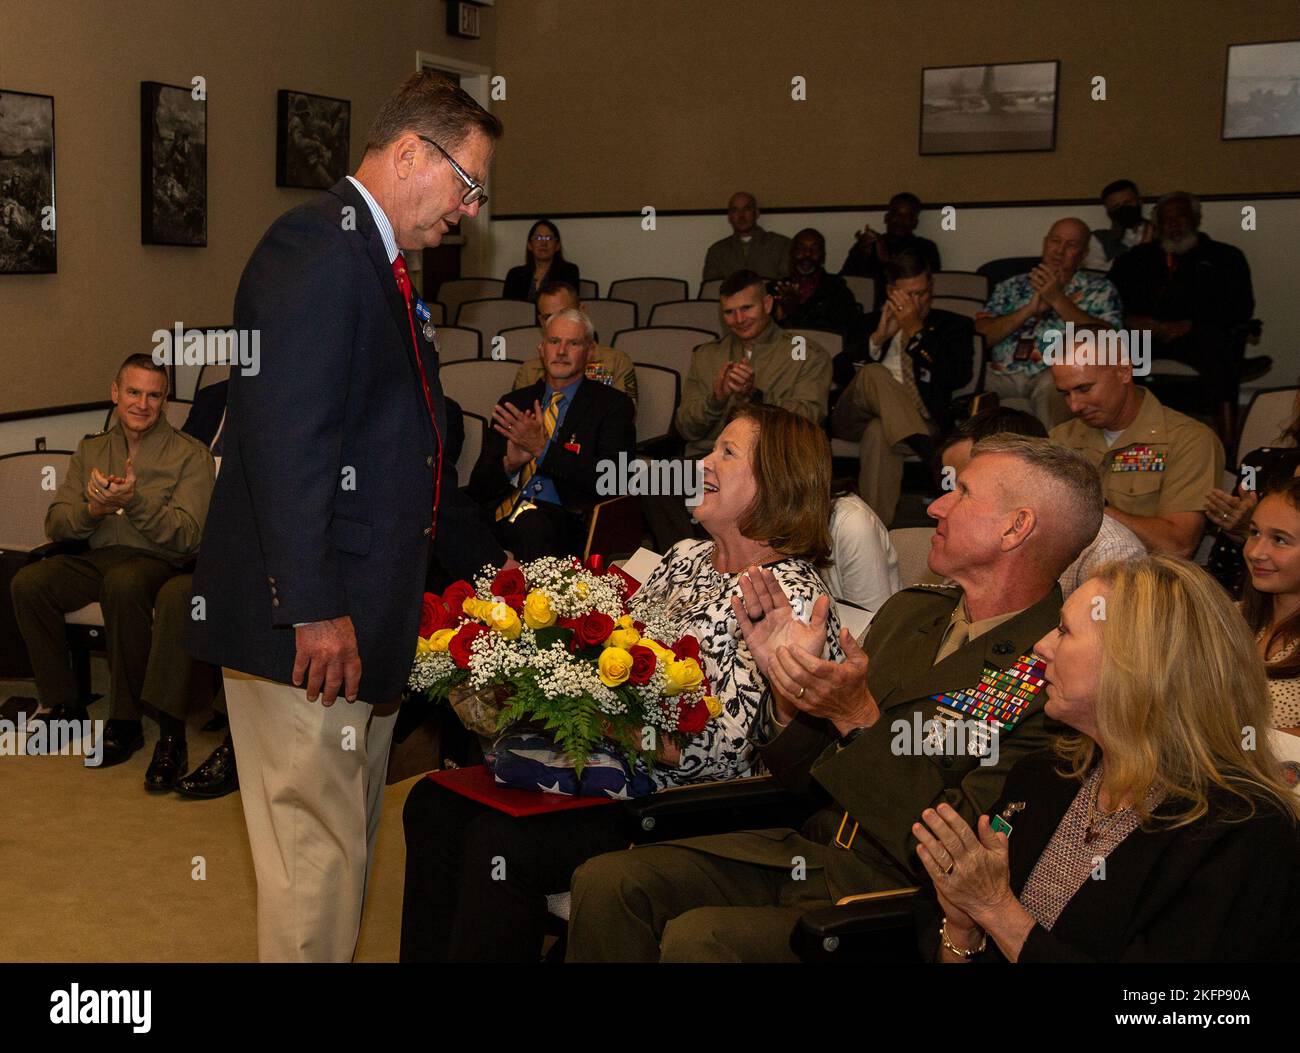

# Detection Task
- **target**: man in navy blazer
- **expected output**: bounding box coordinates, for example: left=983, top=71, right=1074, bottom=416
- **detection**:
left=468, top=307, right=636, bottom=561
left=186, top=72, right=508, bottom=961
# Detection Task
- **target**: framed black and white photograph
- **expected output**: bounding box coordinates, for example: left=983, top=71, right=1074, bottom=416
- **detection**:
left=276, top=89, right=350, bottom=189
left=0, top=89, right=56, bottom=274
left=1222, top=39, right=1300, bottom=140
left=141, top=80, right=207, bottom=246
left=919, top=60, right=1059, bottom=156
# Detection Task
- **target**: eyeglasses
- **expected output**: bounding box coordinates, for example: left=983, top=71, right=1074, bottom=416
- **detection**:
left=530, top=234, right=555, bottom=243
left=418, top=135, right=487, bottom=206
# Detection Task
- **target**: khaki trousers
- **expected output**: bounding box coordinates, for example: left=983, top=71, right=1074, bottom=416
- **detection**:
left=983, top=369, right=1071, bottom=429
left=566, top=842, right=835, bottom=963
left=831, top=364, right=931, bottom=527
left=222, top=667, right=398, bottom=963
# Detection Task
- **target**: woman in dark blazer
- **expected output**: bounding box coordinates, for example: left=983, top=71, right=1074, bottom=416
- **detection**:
left=503, top=218, right=580, bottom=302
left=913, top=554, right=1300, bottom=963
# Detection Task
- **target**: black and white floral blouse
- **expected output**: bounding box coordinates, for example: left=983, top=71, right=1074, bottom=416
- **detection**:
left=629, top=539, right=844, bottom=788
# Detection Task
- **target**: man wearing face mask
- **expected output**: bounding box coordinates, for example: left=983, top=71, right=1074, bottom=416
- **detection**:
left=1084, top=179, right=1152, bottom=272
left=1109, top=191, right=1257, bottom=443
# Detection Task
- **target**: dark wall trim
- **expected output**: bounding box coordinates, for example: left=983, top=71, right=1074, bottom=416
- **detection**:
left=492, top=190, right=1300, bottom=222
left=0, top=400, right=112, bottom=424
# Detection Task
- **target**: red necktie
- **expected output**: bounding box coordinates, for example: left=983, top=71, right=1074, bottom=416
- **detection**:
left=392, top=255, right=444, bottom=536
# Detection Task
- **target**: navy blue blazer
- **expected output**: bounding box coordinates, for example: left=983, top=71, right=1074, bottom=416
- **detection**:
left=186, top=178, right=505, bottom=702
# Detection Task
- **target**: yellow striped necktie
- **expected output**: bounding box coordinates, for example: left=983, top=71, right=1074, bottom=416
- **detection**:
left=496, top=391, right=564, bottom=521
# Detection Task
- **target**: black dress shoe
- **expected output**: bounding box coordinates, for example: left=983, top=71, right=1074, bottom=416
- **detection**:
left=97, top=720, right=145, bottom=768
left=144, top=735, right=188, bottom=792
left=174, top=734, right=238, bottom=799
left=200, top=712, right=229, bottom=733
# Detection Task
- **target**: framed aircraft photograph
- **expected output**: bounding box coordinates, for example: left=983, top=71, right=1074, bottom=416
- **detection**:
left=919, top=60, right=1059, bottom=155
left=1222, top=39, right=1300, bottom=140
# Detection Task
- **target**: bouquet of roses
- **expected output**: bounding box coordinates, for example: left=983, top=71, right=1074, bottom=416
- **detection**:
left=408, top=556, right=721, bottom=773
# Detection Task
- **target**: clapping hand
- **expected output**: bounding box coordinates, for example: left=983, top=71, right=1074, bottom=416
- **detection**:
left=1205, top=487, right=1257, bottom=536
left=732, top=566, right=877, bottom=734
left=1028, top=264, right=1065, bottom=311
left=913, top=804, right=1015, bottom=930
left=493, top=401, right=546, bottom=471
left=886, top=286, right=923, bottom=338
left=712, top=361, right=755, bottom=402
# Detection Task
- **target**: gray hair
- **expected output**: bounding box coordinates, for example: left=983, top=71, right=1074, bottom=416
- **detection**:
left=544, top=307, right=595, bottom=344
left=971, top=433, right=1104, bottom=569
left=1155, top=190, right=1202, bottom=227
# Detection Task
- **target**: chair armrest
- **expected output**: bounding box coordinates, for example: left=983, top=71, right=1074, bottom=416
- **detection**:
left=25, top=539, right=89, bottom=564
left=791, top=886, right=922, bottom=963
left=619, top=774, right=813, bottom=844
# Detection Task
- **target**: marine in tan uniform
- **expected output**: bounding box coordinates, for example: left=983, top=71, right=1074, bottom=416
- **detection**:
left=1050, top=356, right=1223, bottom=557
left=12, top=355, right=214, bottom=734
left=676, top=271, right=831, bottom=459
left=566, top=436, right=1103, bottom=961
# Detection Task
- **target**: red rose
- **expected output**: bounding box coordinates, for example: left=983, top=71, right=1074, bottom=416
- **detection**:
left=671, top=635, right=701, bottom=663
left=448, top=623, right=488, bottom=669
left=628, top=645, right=657, bottom=686
left=576, top=612, right=615, bottom=648
left=419, top=593, right=451, bottom=637
left=491, top=567, right=527, bottom=601
left=676, top=698, right=710, bottom=734
left=442, top=580, right=477, bottom=620
left=632, top=619, right=645, bottom=633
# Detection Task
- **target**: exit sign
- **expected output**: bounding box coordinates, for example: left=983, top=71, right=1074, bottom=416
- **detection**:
left=447, top=1, right=481, bottom=38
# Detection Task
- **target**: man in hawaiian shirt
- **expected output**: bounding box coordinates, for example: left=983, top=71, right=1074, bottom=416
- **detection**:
left=975, top=218, right=1122, bottom=428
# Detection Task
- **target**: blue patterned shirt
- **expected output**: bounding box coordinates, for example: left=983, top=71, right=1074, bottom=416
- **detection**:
left=982, top=270, right=1123, bottom=376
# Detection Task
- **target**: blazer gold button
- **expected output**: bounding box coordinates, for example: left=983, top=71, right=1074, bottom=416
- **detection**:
left=267, top=576, right=276, bottom=585
left=426, top=455, right=434, bottom=467
left=271, top=598, right=281, bottom=608
left=423, top=526, right=432, bottom=536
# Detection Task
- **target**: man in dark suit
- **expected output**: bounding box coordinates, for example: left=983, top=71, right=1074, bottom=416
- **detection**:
left=185, top=72, right=509, bottom=962
left=567, top=436, right=1102, bottom=961
left=468, top=307, right=636, bottom=561
left=830, top=246, right=974, bottom=526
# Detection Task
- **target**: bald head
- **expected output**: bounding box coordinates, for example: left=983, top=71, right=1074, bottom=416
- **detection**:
left=1041, top=217, right=1091, bottom=278
left=727, top=191, right=759, bottom=235
left=1052, top=358, right=1136, bottom=433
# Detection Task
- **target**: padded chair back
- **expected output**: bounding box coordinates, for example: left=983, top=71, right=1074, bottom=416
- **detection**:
left=698, top=279, right=722, bottom=300
left=648, top=300, right=722, bottom=337
left=634, top=364, right=681, bottom=446
left=458, top=412, right=486, bottom=489
left=165, top=400, right=193, bottom=430
left=578, top=279, right=599, bottom=300
left=438, top=359, right=525, bottom=421
left=931, top=296, right=983, bottom=321
left=607, top=278, right=689, bottom=326
left=456, top=298, right=537, bottom=343
left=0, top=449, right=71, bottom=551
left=612, top=326, right=714, bottom=380
left=787, top=327, right=842, bottom=360
left=495, top=325, right=542, bottom=363
left=434, top=326, right=482, bottom=363
left=888, top=526, right=939, bottom=587
left=842, top=274, right=875, bottom=313
left=975, top=256, right=1039, bottom=292
left=437, top=278, right=504, bottom=321
left=581, top=298, right=637, bottom=339
left=1239, top=387, right=1300, bottom=458
left=931, top=271, right=989, bottom=300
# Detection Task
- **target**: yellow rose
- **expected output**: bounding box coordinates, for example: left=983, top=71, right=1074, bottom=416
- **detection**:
left=616, top=615, right=636, bottom=629
left=416, top=636, right=435, bottom=656
left=523, top=589, right=556, bottom=630
left=663, top=657, right=704, bottom=695
left=463, top=598, right=491, bottom=622
left=607, top=626, right=640, bottom=650
left=598, top=646, right=634, bottom=687
left=704, top=695, right=723, bottom=718
left=428, top=628, right=457, bottom=652
left=487, top=602, right=522, bottom=640
left=641, top=640, right=676, bottom=661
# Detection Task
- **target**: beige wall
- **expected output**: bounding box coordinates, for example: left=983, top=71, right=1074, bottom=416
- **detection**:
left=0, top=0, right=494, bottom=414
left=490, top=0, right=1300, bottom=213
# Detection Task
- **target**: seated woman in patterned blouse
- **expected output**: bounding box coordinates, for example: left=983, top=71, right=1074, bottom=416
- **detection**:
left=400, top=402, right=843, bottom=961
left=913, top=555, right=1300, bottom=963
left=1240, top=477, right=1300, bottom=734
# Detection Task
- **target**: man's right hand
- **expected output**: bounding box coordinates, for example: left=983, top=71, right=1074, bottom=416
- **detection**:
left=872, top=301, right=900, bottom=346
left=293, top=615, right=362, bottom=705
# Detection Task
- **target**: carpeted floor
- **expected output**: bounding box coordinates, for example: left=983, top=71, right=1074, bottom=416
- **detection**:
left=1, top=660, right=416, bottom=962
